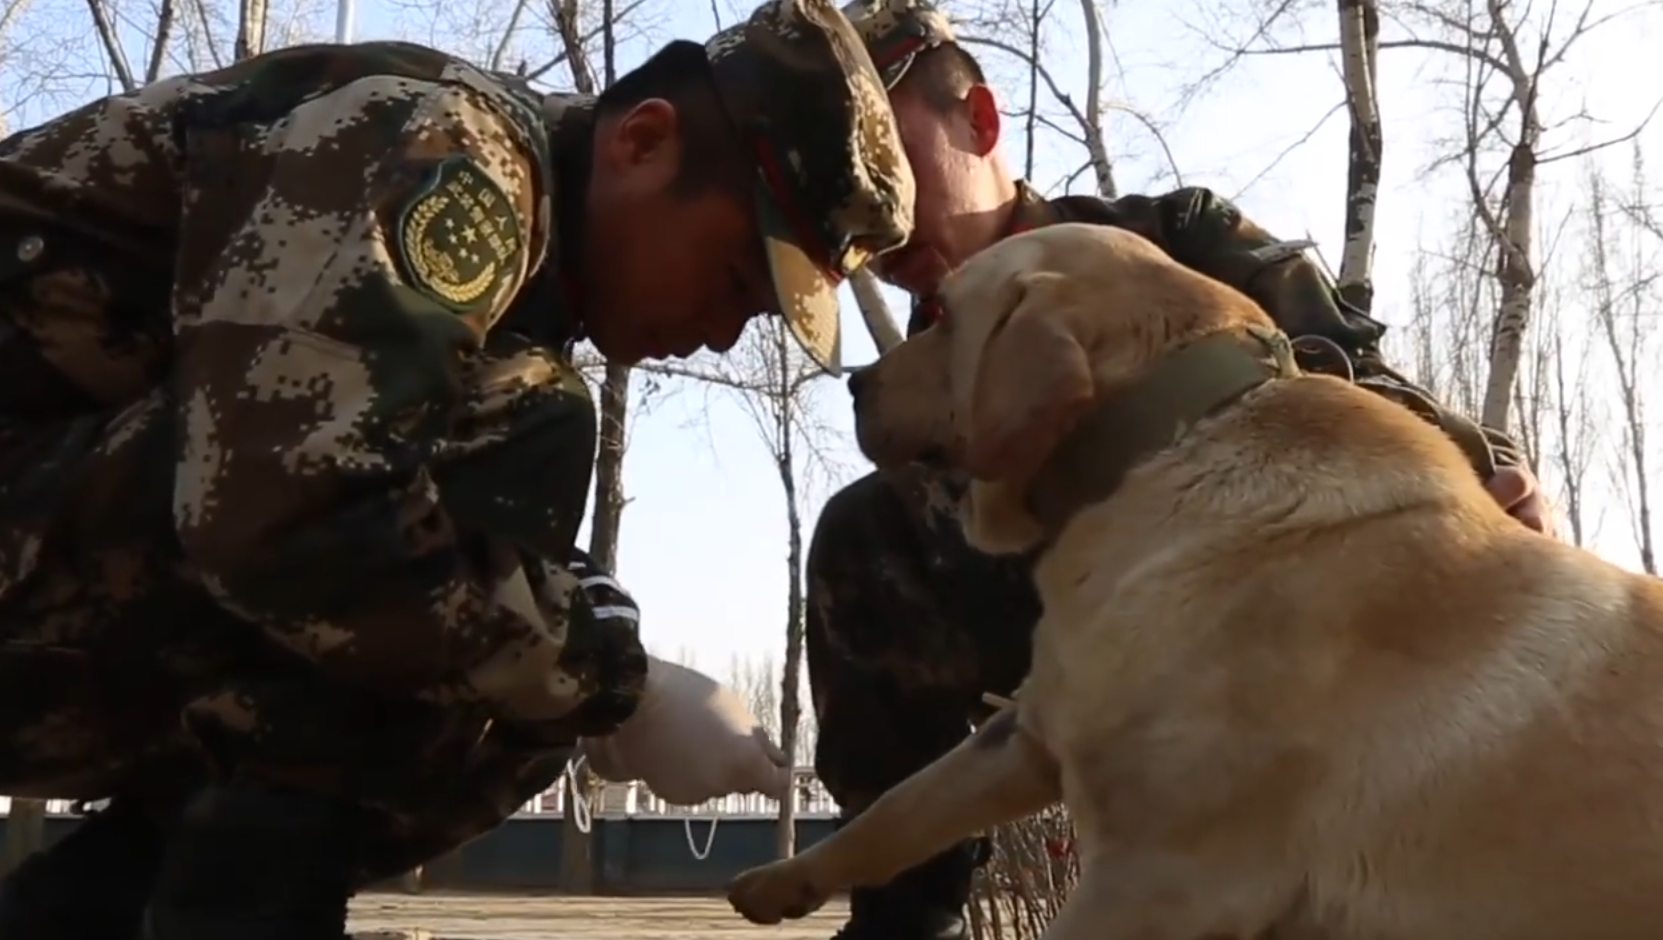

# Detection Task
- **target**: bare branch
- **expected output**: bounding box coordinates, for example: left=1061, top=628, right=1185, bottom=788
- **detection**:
left=1228, top=36, right=1510, bottom=73
left=83, top=0, right=136, bottom=91
left=190, top=0, right=225, bottom=71
left=1539, top=93, right=1663, bottom=165
left=959, top=15, right=1119, bottom=198
left=487, top=0, right=533, bottom=70
left=1229, top=99, right=1345, bottom=203
left=147, top=0, right=178, bottom=79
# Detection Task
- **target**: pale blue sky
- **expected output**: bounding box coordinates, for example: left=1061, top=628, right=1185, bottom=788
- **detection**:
left=2, top=0, right=1659, bottom=673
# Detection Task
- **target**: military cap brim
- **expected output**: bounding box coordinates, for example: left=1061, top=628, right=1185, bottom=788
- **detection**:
left=754, top=184, right=846, bottom=374
left=706, top=0, right=916, bottom=376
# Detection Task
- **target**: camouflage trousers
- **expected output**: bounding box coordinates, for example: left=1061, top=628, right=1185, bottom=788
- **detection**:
left=806, top=468, right=1040, bottom=816
left=0, top=339, right=588, bottom=884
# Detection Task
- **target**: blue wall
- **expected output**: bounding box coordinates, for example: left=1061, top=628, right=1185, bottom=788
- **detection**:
left=2, top=814, right=836, bottom=894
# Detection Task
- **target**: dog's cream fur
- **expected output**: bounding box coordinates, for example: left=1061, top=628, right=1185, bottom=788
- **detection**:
left=727, top=223, right=1663, bottom=940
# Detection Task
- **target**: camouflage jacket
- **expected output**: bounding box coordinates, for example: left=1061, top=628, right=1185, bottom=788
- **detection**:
left=906, top=183, right=1523, bottom=477
left=0, top=43, right=642, bottom=767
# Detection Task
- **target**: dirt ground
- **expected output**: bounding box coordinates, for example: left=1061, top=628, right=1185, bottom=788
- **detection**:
left=348, top=892, right=849, bottom=940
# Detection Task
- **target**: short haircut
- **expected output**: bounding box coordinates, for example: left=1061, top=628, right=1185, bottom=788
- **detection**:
left=597, top=40, right=752, bottom=197
left=896, top=43, right=988, bottom=112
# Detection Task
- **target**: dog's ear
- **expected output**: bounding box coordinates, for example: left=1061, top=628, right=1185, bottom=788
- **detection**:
left=965, top=272, right=1094, bottom=483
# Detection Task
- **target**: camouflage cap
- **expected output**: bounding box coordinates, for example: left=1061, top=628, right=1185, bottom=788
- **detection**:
left=707, top=0, right=916, bottom=375
left=841, top=0, right=957, bottom=89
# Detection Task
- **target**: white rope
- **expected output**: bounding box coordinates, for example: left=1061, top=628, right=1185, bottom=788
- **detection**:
left=683, top=815, right=719, bottom=860
left=564, top=754, right=594, bottom=834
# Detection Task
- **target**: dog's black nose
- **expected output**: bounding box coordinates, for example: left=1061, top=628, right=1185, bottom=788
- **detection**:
left=846, top=366, right=872, bottom=399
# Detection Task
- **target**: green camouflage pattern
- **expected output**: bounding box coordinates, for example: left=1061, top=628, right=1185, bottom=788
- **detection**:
left=709, top=0, right=917, bottom=374
left=0, top=40, right=639, bottom=874
left=842, top=0, right=957, bottom=89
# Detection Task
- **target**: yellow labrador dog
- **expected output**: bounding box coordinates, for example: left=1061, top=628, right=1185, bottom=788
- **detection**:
left=728, top=223, right=1663, bottom=940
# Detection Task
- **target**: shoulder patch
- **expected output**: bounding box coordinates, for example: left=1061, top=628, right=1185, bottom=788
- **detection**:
left=396, top=156, right=524, bottom=310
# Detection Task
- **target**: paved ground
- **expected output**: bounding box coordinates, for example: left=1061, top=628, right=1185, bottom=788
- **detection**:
left=349, top=892, right=848, bottom=940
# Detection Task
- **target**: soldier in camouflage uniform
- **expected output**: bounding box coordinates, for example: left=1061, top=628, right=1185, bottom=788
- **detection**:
left=0, top=0, right=912, bottom=936
left=806, top=2, right=1555, bottom=938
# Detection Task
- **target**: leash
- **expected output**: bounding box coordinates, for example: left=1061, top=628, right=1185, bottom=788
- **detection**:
left=563, top=755, right=594, bottom=834
left=683, top=816, right=720, bottom=860
left=565, top=752, right=723, bottom=859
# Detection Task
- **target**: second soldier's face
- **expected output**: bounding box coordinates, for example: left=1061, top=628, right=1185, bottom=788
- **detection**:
left=870, top=81, right=1005, bottom=297
left=585, top=100, right=774, bottom=363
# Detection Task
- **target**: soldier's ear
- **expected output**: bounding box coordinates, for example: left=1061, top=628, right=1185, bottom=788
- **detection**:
left=964, top=84, right=1000, bottom=157
left=600, top=98, right=680, bottom=186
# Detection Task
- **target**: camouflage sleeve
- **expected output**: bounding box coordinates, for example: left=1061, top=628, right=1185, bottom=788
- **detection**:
left=344, top=546, right=649, bottom=882
left=169, top=76, right=602, bottom=724
left=1098, top=187, right=1522, bottom=479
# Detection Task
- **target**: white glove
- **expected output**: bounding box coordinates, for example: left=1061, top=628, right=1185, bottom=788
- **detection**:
left=579, top=655, right=792, bottom=806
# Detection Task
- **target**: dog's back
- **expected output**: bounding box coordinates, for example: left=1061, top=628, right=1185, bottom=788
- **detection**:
left=1027, top=371, right=1663, bottom=940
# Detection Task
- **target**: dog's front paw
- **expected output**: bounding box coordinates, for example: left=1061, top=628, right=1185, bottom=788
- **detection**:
left=728, top=859, right=830, bottom=925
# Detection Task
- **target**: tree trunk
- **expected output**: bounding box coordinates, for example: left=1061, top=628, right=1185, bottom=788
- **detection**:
left=851, top=268, right=903, bottom=355
left=551, top=0, right=625, bottom=896
left=233, top=0, right=266, bottom=62
left=1546, top=323, right=1586, bottom=548
left=775, top=447, right=803, bottom=859
left=1075, top=0, right=1117, bottom=198
left=4, top=800, right=46, bottom=874
left=588, top=364, right=631, bottom=572
left=772, top=319, right=803, bottom=859
left=1480, top=139, right=1536, bottom=431
left=1587, top=170, right=1655, bottom=574
left=1335, top=0, right=1382, bottom=313
left=560, top=364, right=629, bottom=892
left=1473, top=0, right=1541, bottom=434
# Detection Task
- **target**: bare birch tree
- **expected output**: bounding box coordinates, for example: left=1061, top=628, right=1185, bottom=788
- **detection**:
left=549, top=0, right=636, bottom=584
left=723, top=320, right=832, bottom=859
left=651, top=317, right=849, bottom=858
left=850, top=267, right=905, bottom=356
left=1584, top=154, right=1659, bottom=574
left=725, top=652, right=818, bottom=765
left=1, top=0, right=332, bottom=128
left=545, top=0, right=646, bottom=894
left=1207, top=0, right=1660, bottom=433
left=1335, top=0, right=1382, bottom=312
left=1392, top=217, right=1490, bottom=417
left=944, top=0, right=1150, bottom=196
left=1538, top=264, right=1597, bottom=547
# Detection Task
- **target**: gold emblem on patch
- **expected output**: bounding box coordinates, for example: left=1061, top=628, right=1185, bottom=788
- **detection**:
left=397, top=157, right=524, bottom=310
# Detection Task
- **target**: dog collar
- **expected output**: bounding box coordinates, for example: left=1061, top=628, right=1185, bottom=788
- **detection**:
left=1026, top=325, right=1300, bottom=535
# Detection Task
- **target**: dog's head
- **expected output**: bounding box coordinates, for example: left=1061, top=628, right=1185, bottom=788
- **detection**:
left=851, top=222, right=1275, bottom=553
